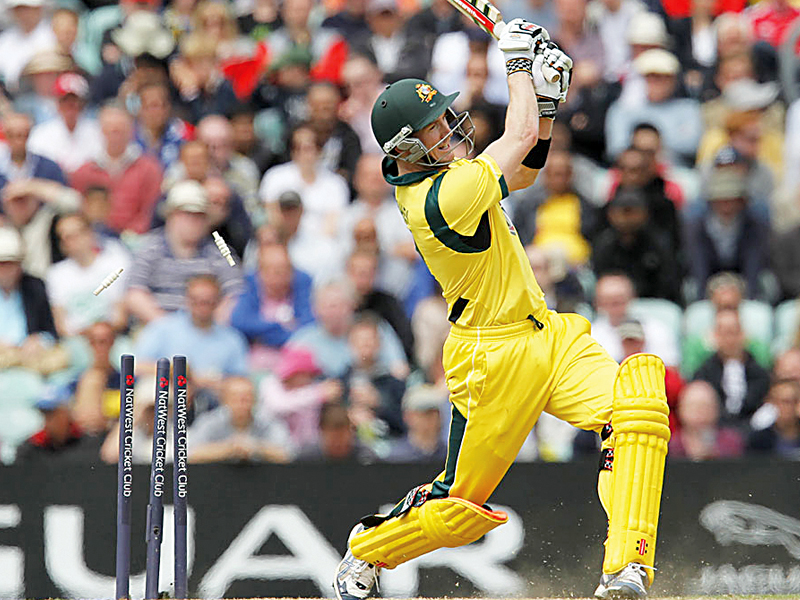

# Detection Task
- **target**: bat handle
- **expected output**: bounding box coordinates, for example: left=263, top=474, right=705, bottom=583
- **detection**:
left=493, top=19, right=560, bottom=83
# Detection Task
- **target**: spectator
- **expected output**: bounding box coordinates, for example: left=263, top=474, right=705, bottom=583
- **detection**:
left=526, top=245, right=590, bottom=315
left=134, top=81, right=191, bottom=171
left=552, top=0, right=606, bottom=78
left=338, top=55, right=385, bottom=154
left=589, top=0, right=644, bottom=82
left=341, top=312, right=406, bottom=442
left=0, top=0, right=57, bottom=93
left=79, top=185, right=118, bottom=239
left=257, top=345, right=342, bottom=448
left=238, top=0, right=282, bottom=41
left=197, top=114, right=261, bottom=223
left=306, top=82, right=362, bottom=191
left=15, top=385, right=100, bottom=464
left=669, top=380, right=744, bottom=460
left=684, top=167, right=770, bottom=300
left=72, top=321, right=120, bottom=435
left=747, top=379, right=800, bottom=458
left=351, top=0, right=409, bottom=82
left=343, top=155, right=416, bottom=295
left=51, top=7, right=79, bottom=62
left=322, top=0, right=370, bottom=40
left=295, top=401, right=377, bottom=463
left=229, top=104, right=280, bottom=177
left=259, top=123, right=350, bottom=280
left=71, top=104, right=163, bottom=235
left=13, top=49, right=72, bottom=125
left=125, top=180, right=243, bottom=324
left=450, top=52, right=505, bottom=153
left=410, top=296, right=449, bottom=387
left=593, top=187, right=681, bottom=303
left=615, top=11, right=670, bottom=109
left=1, top=177, right=80, bottom=278
left=591, top=273, right=680, bottom=366
left=0, top=112, right=67, bottom=185
left=46, top=212, right=131, bottom=336
left=189, top=376, right=292, bottom=463
left=384, top=383, right=448, bottom=463
left=289, top=279, right=408, bottom=379
left=204, top=176, right=253, bottom=260
left=27, top=73, right=103, bottom=174
left=170, top=33, right=238, bottom=124
left=135, top=274, right=249, bottom=399
left=164, top=139, right=211, bottom=189
left=346, top=249, right=415, bottom=365
left=745, top=0, right=800, bottom=51
left=773, top=196, right=800, bottom=301
left=693, top=307, right=771, bottom=425
left=231, top=242, right=314, bottom=369
left=682, top=272, right=772, bottom=376
left=513, top=149, right=596, bottom=265
left=394, top=0, right=463, bottom=81
left=606, top=49, right=702, bottom=165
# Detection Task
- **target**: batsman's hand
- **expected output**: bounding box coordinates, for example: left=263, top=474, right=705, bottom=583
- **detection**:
left=533, top=42, right=573, bottom=117
left=498, top=18, right=550, bottom=61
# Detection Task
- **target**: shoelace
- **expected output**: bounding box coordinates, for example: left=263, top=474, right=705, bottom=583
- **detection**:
left=351, top=560, right=381, bottom=594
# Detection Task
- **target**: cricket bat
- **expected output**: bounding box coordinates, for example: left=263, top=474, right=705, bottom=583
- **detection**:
left=446, top=0, right=561, bottom=83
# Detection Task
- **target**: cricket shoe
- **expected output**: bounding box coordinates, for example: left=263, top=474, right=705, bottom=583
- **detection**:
left=334, top=523, right=380, bottom=600
left=594, top=563, right=650, bottom=599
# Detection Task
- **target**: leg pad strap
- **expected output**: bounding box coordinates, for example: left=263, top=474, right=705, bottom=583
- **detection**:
left=350, top=497, right=507, bottom=568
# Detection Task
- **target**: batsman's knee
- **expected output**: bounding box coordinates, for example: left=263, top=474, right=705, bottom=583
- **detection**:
left=612, top=353, right=671, bottom=444
left=350, top=496, right=507, bottom=569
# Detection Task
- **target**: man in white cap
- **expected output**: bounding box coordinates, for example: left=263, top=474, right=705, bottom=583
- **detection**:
left=606, top=48, right=702, bottom=165
left=0, top=0, right=56, bottom=92
left=125, top=180, right=243, bottom=325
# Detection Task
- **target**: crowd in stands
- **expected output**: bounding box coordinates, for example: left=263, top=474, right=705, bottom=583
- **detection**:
left=1, top=0, right=800, bottom=466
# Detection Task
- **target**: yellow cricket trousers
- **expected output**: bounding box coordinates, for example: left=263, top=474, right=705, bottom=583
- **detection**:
left=431, top=309, right=618, bottom=505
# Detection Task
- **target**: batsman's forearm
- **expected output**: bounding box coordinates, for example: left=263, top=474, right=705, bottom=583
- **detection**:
left=505, top=72, right=539, bottom=148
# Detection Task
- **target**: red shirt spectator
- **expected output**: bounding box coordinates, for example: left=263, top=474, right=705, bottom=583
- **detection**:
left=71, top=104, right=162, bottom=235
left=747, top=0, right=800, bottom=51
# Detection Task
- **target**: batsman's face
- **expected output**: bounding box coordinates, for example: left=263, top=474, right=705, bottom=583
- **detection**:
left=416, top=113, right=455, bottom=163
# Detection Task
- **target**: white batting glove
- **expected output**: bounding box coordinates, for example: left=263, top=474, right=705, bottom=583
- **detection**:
left=532, top=42, right=573, bottom=117
left=498, top=18, right=550, bottom=62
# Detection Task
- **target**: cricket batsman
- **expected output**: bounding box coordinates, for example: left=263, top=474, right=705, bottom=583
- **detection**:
left=333, top=19, right=670, bottom=600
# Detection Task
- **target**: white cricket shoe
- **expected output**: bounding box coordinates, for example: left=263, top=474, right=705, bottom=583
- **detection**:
left=594, top=563, right=650, bottom=599
left=334, top=524, right=380, bottom=600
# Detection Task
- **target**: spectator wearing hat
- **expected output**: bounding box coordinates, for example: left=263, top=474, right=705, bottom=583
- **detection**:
left=606, top=48, right=702, bottom=165
left=257, top=345, right=343, bottom=449
left=592, top=186, right=681, bottom=302
left=259, top=123, right=350, bottom=279
left=0, top=112, right=67, bottom=186
left=0, top=0, right=56, bottom=92
left=189, top=376, right=292, bottom=463
left=125, top=180, right=243, bottom=324
left=1, top=172, right=81, bottom=279
left=15, top=385, right=100, bottom=464
left=27, top=72, right=103, bottom=174
left=134, top=81, right=192, bottom=172
left=46, top=212, right=131, bottom=336
left=71, top=104, right=163, bottom=235
left=614, top=11, right=671, bottom=109
left=231, top=242, right=314, bottom=369
left=13, top=50, right=74, bottom=125
left=384, top=383, right=448, bottom=463
left=196, top=114, right=261, bottom=223
left=669, top=380, right=744, bottom=460
left=692, top=307, right=771, bottom=425
left=591, top=272, right=680, bottom=366
left=349, top=0, right=408, bottom=82
left=684, top=167, right=770, bottom=299
left=0, top=227, right=62, bottom=375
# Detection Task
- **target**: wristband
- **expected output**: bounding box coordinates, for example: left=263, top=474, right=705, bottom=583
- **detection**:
left=522, top=137, right=551, bottom=169
left=536, top=96, right=557, bottom=119
left=506, top=57, right=533, bottom=77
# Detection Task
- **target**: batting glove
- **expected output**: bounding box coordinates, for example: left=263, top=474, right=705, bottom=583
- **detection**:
left=498, top=18, right=550, bottom=63
left=532, top=42, right=573, bottom=118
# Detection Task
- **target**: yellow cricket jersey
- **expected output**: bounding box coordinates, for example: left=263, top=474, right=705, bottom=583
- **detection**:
left=383, top=153, right=548, bottom=328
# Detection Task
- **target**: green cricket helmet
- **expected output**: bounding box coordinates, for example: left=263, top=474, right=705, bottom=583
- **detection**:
left=371, top=78, right=474, bottom=166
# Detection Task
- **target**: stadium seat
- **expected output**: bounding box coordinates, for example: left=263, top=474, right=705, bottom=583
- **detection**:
left=772, top=299, right=799, bottom=355
left=629, top=298, right=684, bottom=343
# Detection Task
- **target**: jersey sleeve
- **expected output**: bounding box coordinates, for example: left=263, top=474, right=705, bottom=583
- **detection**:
left=434, top=154, right=509, bottom=236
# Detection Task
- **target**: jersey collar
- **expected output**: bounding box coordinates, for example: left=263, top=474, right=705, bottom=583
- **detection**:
left=381, top=156, right=440, bottom=187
